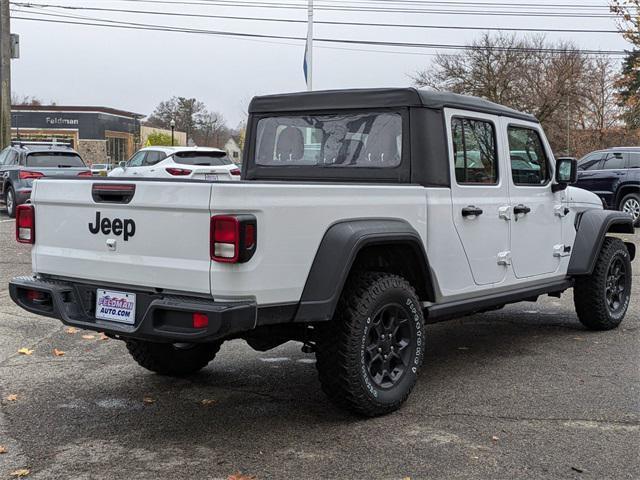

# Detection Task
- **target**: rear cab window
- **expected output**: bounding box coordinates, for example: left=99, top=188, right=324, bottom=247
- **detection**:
left=248, top=109, right=410, bottom=182
left=26, top=152, right=85, bottom=168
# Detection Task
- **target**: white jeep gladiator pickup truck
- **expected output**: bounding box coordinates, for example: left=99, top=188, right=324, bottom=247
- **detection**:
left=9, top=88, right=636, bottom=417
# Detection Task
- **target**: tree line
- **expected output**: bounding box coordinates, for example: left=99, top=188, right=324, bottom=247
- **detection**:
left=412, top=3, right=639, bottom=158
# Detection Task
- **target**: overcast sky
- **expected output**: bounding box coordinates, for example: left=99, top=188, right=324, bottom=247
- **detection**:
left=9, top=0, right=632, bottom=126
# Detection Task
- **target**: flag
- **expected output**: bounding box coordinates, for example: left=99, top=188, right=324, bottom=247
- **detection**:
left=303, top=35, right=310, bottom=88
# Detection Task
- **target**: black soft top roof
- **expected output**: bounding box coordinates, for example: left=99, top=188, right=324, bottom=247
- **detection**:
left=249, top=87, right=538, bottom=123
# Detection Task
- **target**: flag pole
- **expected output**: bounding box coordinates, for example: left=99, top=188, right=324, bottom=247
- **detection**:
left=306, top=0, right=313, bottom=91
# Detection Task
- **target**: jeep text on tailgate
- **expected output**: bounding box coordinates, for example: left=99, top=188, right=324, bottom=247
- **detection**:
left=9, top=89, right=636, bottom=417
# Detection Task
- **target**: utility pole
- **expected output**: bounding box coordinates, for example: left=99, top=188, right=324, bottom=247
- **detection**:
left=0, top=0, right=11, bottom=149
left=306, top=0, right=313, bottom=91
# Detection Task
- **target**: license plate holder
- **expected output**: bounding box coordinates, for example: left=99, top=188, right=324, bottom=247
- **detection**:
left=95, top=289, right=136, bottom=325
left=205, top=174, right=219, bottom=181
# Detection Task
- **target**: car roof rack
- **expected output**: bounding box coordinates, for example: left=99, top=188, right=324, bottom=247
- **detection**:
left=11, top=140, right=73, bottom=149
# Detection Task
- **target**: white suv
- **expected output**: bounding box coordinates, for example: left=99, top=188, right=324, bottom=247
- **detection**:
left=109, top=146, right=240, bottom=181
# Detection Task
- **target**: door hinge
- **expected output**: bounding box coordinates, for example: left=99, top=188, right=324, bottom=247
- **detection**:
left=554, top=205, right=570, bottom=217
left=553, top=244, right=571, bottom=257
left=497, top=251, right=512, bottom=266
left=498, top=205, right=511, bottom=221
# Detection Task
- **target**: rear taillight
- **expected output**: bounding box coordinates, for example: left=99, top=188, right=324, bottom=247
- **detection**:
left=230, top=168, right=241, bottom=176
left=16, top=204, right=35, bottom=244
left=166, top=168, right=192, bottom=176
left=210, top=215, right=257, bottom=263
left=19, top=171, right=44, bottom=180
left=78, top=171, right=93, bottom=177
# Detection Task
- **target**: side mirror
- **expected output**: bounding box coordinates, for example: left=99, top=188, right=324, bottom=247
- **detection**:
left=553, top=157, right=577, bottom=192
left=118, top=161, right=127, bottom=169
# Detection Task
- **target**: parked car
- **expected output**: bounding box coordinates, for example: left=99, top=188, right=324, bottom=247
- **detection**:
left=109, top=146, right=241, bottom=181
left=0, top=142, right=91, bottom=217
left=575, top=147, right=640, bottom=226
left=90, top=163, right=113, bottom=177
left=8, top=88, right=635, bottom=417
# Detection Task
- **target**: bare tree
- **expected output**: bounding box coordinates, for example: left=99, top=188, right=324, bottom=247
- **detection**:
left=411, top=33, right=621, bottom=154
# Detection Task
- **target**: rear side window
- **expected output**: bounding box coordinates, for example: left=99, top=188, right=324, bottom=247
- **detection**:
left=25, top=152, right=85, bottom=168
left=602, top=153, right=626, bottom=170
left=627, top=152, right=640, bottom=168
left=451, top=117, right=498, bottom=184
left=144, top=151, right=166, bottom=166
left=255, top=112, right=402, bottom=168
left=173, top=152, right=233, bottom=166
left=507, top=126, right=550, bottom=185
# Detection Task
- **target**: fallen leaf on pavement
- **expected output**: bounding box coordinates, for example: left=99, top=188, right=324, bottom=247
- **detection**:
left=65, top=327, right=78, bottom=334
left=53, top=349, right=65, bottom=357
left=17, top=348, right=33, bottom=356
left=98, top=332, right=109, bottom=341
left=228, top=473, right=256, bottom=480
left=571, top=466, right=584, bottom=473
left=200, top=399, right=218, bottom=407
left=0, top=445, right=7, bottom=454
left=81, top=335, right=96, bottom=340
left=9, top=469, right=30, bottom=477
left=143, top=397, right=155, bottom=405
left=491, top=436, right=499, bottom=442
left=6, top=394, right=18, bottom=402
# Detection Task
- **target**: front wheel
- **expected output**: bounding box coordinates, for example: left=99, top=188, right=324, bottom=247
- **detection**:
left=620, top=193, right=640, bottom=227
left=315, top=272, right=425, bottom=417
left=125, top=339, right=221, bottom=376
left=574, top=237, right=632, bottom=331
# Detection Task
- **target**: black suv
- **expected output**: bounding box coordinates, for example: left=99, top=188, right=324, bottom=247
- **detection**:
left=0, top=142, right=90, bottom=217
left=576, top=147, right=640, bottom=226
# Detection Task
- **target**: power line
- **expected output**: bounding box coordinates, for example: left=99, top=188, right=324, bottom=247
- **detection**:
left=61, top=0, right=621, bottom=18
left=11, top=12, right=629, bottom=57
left=11, top=2, right=622, bottom=34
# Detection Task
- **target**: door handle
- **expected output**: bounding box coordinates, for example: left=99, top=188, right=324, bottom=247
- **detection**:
left=462, top=206, right=484, bottom=217
left=514, top=204, right=531, bottom=215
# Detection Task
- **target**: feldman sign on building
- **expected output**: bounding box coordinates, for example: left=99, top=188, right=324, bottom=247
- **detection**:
left=10, top=105, right=145, bottom=164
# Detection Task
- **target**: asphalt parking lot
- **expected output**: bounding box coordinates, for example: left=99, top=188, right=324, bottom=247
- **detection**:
left=0, top=210, right=638, bottom=480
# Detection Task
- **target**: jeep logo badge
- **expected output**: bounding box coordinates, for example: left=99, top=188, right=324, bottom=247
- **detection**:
left=89, top=212, right=136, bottom=241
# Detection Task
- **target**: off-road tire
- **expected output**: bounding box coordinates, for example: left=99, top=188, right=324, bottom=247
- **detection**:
left=574, top=237, right=632, bottom=331
left=125, top=339, right=221, bottom=376
left=5, top=186, right=16, bottom=218
left=315, top=272, right=425, bottom=417
left=620, top=192, right=640, bottom=227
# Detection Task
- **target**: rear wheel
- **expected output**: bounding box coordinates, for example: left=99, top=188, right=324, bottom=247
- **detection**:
left=5, top=186, right=16, bottom=218
left=125, top=339, right=221, bottom=376
left=315, top=272, right=425, bottom=417
left=620, top=192, right=640, bottom=227
left=574, top=237, right=632, bottom=331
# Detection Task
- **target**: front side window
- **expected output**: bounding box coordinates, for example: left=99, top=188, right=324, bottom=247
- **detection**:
left=0, top=148, right=9, bottom=165
left=578, top=152, right=605, bottom=171
left=25, top=152, right=85, bottom=168
left=602, top=153, right=626, bottom=170
left=507, top=126, right=550, bottom=185
left=128, top=151, right=146, bottom=167
left=255, top=112, right=402, bottom=168
left=451, top=117, right=498, bottom=184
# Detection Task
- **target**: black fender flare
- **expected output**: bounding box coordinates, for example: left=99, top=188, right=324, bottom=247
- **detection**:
left=567, top=209, right=635, bottom=276
left=293, top=218, right=435, bottom=323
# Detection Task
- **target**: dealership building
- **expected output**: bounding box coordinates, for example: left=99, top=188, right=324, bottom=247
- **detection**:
left=11, top=105, right=145, bottom=165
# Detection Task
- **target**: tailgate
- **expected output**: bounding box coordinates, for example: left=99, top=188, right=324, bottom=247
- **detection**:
left=31, top=179, right=213, bottom=294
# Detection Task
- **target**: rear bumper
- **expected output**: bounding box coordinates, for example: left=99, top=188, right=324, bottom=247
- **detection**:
left=9, top=276, right=257, bottom=343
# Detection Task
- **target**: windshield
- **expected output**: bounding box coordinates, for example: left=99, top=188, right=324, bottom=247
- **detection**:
left=173, top=152, right=233, bottom=166
left=255, top=112, right=402, bottom=168
left=26, top=152, right=85, bottom=168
